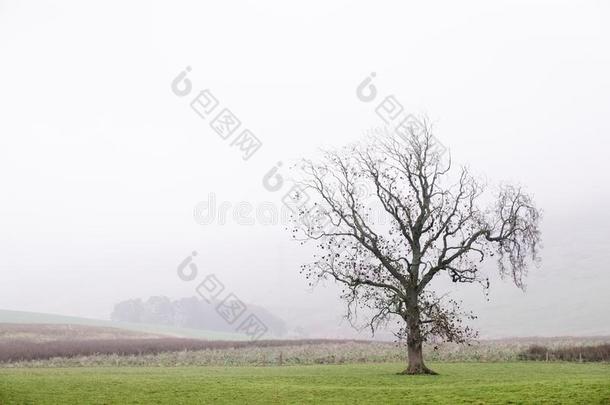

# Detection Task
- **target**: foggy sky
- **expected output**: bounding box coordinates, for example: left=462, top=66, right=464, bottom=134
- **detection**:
left=1, top=0, right=609, bottom=338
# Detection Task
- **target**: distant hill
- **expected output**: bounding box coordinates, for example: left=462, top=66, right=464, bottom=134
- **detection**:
left=0, top=309, right=247, bottom=341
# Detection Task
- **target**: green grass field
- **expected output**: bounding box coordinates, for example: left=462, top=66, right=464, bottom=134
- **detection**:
left=1, top=362, right=608, bottom=404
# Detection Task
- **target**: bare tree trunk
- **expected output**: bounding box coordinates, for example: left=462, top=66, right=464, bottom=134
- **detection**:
left=400, top=302, right=437, bottom=375
left=405, top=337, right=435, bottom=374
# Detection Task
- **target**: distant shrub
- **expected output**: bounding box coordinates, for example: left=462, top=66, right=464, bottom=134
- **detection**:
left=518, top=344, right=610, bottom=362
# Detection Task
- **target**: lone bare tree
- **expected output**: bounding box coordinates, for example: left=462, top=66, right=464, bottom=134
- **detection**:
left=289, top=123, right=541, bottom=374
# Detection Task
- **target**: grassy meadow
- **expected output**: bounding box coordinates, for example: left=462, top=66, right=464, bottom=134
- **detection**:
left=1, top=362, right=609, bottom=404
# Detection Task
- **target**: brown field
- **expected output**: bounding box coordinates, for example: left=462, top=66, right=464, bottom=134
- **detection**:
left=0, top=336, right=369, bottom=363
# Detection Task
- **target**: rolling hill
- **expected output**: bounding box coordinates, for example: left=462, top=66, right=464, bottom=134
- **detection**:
left=0, top=309, right=247, bottom=341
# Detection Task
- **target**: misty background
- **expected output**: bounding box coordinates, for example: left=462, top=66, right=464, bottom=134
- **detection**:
left=1, top=0, right=609, bottom=339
